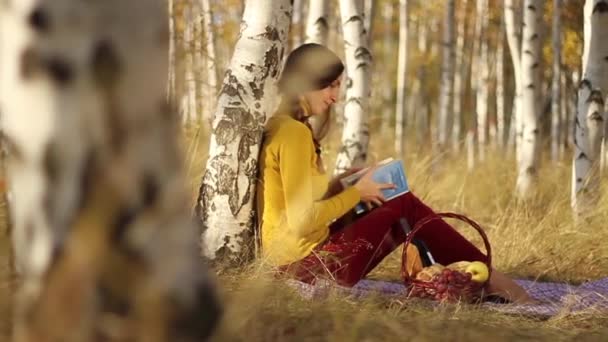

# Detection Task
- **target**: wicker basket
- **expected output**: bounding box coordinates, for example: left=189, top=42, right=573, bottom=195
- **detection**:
left=401, top=212, right=492, bottom=303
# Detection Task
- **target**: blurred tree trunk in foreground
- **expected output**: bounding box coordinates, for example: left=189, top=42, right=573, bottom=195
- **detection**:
left=0, top=1, right=220, bottom=341
left=197, top=0, right=292, bottom=263
left=571, top=0, right=608, bottom=220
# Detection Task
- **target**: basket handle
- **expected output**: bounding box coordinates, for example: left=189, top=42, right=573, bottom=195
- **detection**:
left=401, top=212, right=492, bottom=282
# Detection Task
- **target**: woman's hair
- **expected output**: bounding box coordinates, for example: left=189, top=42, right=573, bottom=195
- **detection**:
left=277, top=44, right=344, bottom=160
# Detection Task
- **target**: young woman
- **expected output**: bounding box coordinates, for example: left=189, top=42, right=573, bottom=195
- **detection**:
left=256, top=43, right=536, bottom=304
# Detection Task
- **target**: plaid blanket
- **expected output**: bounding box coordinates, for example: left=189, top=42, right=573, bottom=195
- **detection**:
left=285, top=277, right=608, bottom=318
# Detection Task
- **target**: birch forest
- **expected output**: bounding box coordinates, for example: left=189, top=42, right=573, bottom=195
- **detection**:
left=1, top=0, right=608, bottom=341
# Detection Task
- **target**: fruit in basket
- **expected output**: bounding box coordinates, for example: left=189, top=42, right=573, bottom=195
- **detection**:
left=466, top=261, right=489, bottom=283
left=446, top=261, right=471, bottom=272
left=414, top=264, right=444, bottom=281
left=446, top=261, right=490, bottom=283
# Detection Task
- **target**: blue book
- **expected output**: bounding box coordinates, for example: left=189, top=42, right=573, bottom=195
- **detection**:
left=340, top=158, right=410, bottom=214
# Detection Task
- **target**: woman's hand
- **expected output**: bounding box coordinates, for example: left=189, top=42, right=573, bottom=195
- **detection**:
left=354, top=166, right=396, bottom=209
left=325, top=167, right=364, bottom=198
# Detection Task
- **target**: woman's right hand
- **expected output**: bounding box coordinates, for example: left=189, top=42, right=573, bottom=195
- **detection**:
left=353, top=167, right=395, bottom=209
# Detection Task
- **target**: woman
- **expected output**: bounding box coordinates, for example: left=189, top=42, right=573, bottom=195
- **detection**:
left=257, top=43, right=536, bottom=304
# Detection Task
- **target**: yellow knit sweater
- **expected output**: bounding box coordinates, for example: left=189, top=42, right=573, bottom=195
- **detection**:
left=256, top=106, right=360, bottom=266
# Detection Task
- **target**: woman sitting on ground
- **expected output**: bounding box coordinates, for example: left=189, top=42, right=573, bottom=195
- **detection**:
left=256, top=43, right=536, bottom=304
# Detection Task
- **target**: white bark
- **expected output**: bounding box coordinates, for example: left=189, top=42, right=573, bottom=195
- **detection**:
left=305, top=0, right=330, bottom=44
left=168, top=0, right=176, bottom=104
left=438, top=0, right=455, bottom=151
left=551, top=0, right=562, bottom=162
left=291, top=0, right=304, bottom=49
left=452, top=0, right=468, bottom=152
left=200, top=0, right=219, bottom=124
left=474, top=0, right=489, bottom=161
left=505, top=0, right=523, bottom=156
left=496, top=11, right=506, bottom=149
left=183, top=5, right=197, bottom=123
left=334, top=0, right=372, bottom=174
left=0, top=0, right=219, bottom=340
left=380, top=3, right=394, bottom=132
left=305, top=0, right=330, bottom=140
left=364, top=0, right=377, bottom=46
left=516, top=0, right=542, bottom=197
left=198, top=0, right=292, bottom=262
left=394, top=0, right=408, bottom=157
left=571, top=0, right=608, bottom=219
left=559, top=67, right=568, bottom=159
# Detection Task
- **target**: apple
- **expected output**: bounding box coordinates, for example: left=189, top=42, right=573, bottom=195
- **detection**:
left=465, top=261, right=489, bottom=283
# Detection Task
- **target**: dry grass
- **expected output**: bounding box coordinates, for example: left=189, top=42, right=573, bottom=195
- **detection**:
left=185, top=121, right=608, bottom=341
left=1, top=121, right=607, bottom=341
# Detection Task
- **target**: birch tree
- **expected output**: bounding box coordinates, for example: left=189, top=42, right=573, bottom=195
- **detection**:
left=474, top=0, right=489, bottom=161
left=305, top=0, right=330, bottom=44
left=505, top=0, right=523, bottom=156
left=496, top=10, right=506, bottom=149
left=200, top=0, right=220, bottom=123
left=0, top=1, right=219, bottom=340
left=438, top=0, right=455, bottom=151
left=394, top=0, right=408, bottom=157
left=516, top=0, right=543, bottom=197
left=197, top=0, right=292, bottom=262
left=571, top=0, right=608, bottom=218
left=334, top=0, right=372, bottom=174
left=452, top=0, right=469, bottom=151
left=551, top=0, right=563, bottom=162
left=183, top=5, right=198, bottom=123
left=291, top=0, right=304, bottom=49
left=305, top=0, right=331, bottom=140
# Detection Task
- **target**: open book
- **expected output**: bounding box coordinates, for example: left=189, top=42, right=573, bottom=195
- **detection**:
left=339, top=158, right=410, bottom=214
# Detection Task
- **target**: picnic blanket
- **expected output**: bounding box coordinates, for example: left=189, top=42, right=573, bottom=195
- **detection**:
left=285, top=277, right=608, bottom=318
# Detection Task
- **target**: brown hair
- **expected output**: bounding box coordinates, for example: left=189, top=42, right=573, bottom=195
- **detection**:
left=277, top=44, right=344, bottom=164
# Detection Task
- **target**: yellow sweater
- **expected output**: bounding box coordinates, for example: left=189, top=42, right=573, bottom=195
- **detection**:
left=257, top=110, right=360, bottom=266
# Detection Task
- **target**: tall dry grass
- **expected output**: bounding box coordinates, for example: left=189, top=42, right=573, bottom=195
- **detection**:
left=1, top=120, right=607, bottom=341
left=184, top=120, right=608, bottom=340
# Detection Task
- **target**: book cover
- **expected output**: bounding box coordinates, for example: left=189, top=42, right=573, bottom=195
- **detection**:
left=340, top=158, right=410, bottom=214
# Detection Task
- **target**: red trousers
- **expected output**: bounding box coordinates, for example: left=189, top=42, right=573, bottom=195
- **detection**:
left=279, top=192, right=487, bottom=287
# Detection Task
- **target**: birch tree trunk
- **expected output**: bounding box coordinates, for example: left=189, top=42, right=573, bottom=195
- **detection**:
left=516, top=0, right=543, bottom=198
left=305, top=0, right=331, bottom=140
left=505, top=0, right=523, bottom=156
left=394, top=0, right=408, bottom=157
left=437, top=0, right=455, bottom=151
left=571, top=0, right=608, bottom=219
left=551, top=0, right=562, bottom=162
left=305, top=0, right=330, bottom=44
left=291, top=0, right=304, bottom=49
left=168, top=0, right=177, bottom=105
left=452, top=0, right=468, bottom=152
left=183, top=5, right=198, bottom=123
left=200, top=0, right=220, bottom=124
left=334, top=0, right=372, bottom=174
left=197, top=0, right=292, bottom=262
left=364, top=0, right=377, bottom=46
left=496, top=12, right=506, bottom=149
left=381, top=3, right=395, bottom=133
left=475, top=0, right=489, bottom=161
left=0, top=1, right=220, bottom=340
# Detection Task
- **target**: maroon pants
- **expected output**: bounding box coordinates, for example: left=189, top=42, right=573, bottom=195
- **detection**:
left=279, top=192, right=487, bottom=287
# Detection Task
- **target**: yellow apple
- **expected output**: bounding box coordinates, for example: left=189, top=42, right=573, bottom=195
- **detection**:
left=465, top=261, right=489, bottom=283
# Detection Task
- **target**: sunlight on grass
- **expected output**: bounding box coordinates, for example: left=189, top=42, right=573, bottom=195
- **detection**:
left=182, top=120, right=608, bottom=340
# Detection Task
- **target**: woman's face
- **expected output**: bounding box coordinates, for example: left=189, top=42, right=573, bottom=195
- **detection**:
left=302, top=75, right=342, bottom=116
